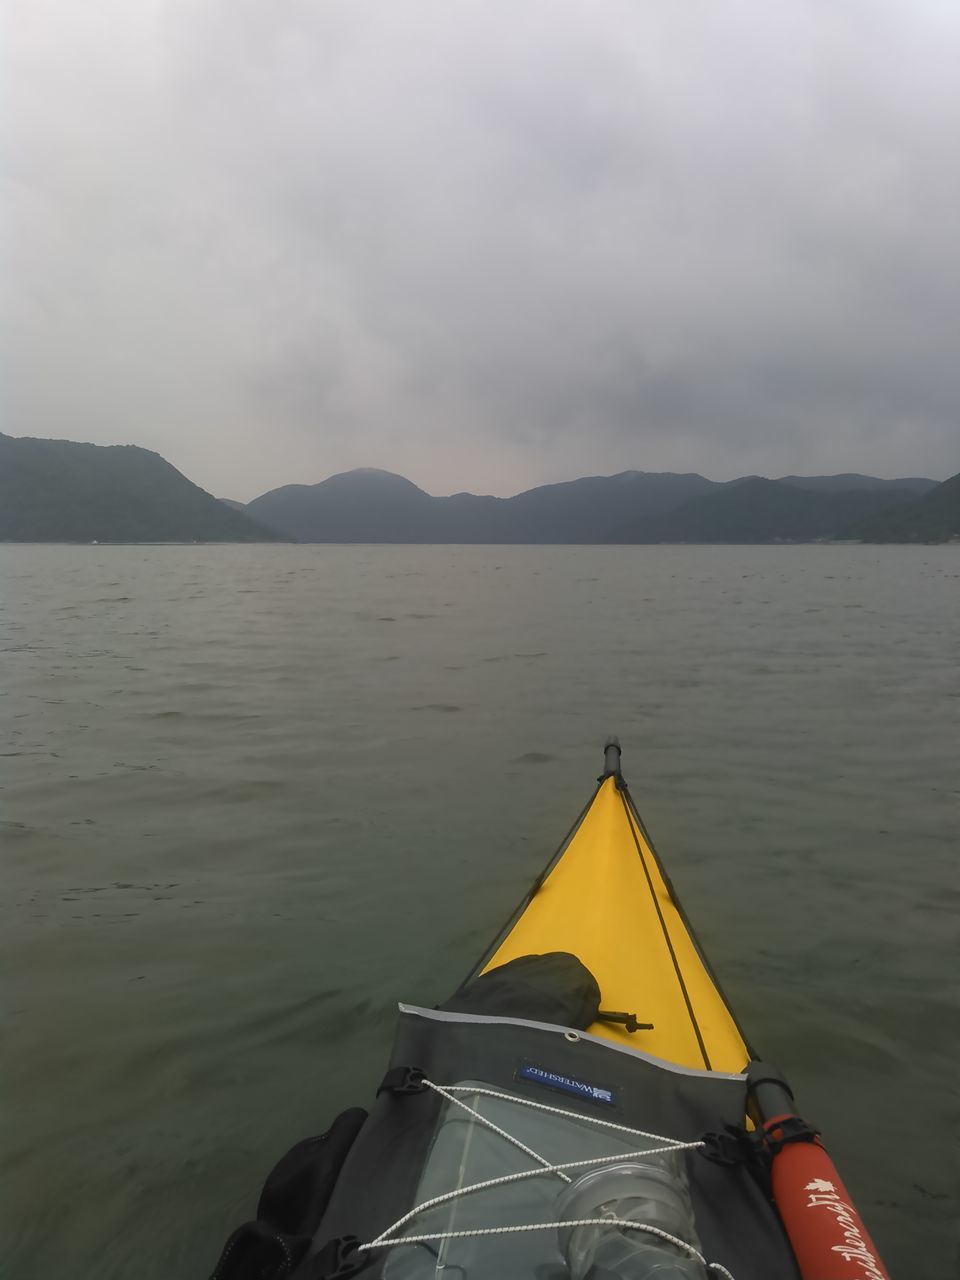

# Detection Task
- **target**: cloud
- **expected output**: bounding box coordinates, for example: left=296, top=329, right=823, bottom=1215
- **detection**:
left=3, top=0, right=959, bottom=498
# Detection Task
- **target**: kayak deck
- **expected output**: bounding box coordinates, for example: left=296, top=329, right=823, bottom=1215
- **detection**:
left=481, top=775, right=749, bottom=1074
left=207, top=745, right=893, bottom=1280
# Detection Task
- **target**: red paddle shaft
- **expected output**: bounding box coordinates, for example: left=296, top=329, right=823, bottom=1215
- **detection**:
left=764, top=1113, right=890, bottom=1280
left=748, top=1065, right=890, bottom=1280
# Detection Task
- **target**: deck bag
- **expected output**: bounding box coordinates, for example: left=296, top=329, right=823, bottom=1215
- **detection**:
left=287, top=1004, right=799, bottom=1279
left=440, top=951, right=602, bottom=1027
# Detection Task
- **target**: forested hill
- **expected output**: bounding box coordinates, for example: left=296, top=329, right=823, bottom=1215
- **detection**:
left=244, top=468, right=719, bottom=543
left=0, top=434, right=285, bottom=542
left=609, top=477, right=925, bottom=544
left=841, top=471, right=960, bottom=542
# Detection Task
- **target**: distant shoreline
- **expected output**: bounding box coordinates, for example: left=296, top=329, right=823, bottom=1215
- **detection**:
left=4, top=434, right=956, bottom=544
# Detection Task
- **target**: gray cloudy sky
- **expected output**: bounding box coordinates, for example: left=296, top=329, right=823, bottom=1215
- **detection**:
left=4, top=1, right=959, bottom=499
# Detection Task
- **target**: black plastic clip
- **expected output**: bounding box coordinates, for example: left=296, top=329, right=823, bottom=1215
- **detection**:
left=377, top=1066, right=427, bottom=1096
left=313, top=1235, right=368, bottom=1279
left=762, top=1114, right=821, bottom=1157
left=700, top=1123, right=758, bottom=1167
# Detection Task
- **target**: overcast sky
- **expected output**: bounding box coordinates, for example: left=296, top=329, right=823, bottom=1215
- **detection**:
left=4, top=1, right=959, bottom=499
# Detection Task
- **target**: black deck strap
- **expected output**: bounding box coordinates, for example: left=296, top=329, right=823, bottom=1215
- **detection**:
left=596, top=1010, right=654, bottom=1033
left=377, top=1066, right=427, bottom=1096
left=308, top=1235, right=369, bottom=1279
left=698, top=1123, right=784, bottom=1205
left=761, top=1114, right=821, bottom=1157
left=597, top=771, right=629, bottom=793
left=700, top=1123, right=759, bottom=1167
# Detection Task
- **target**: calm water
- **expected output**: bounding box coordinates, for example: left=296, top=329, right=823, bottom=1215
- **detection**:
left=2, top=544, right=958, bottom=1279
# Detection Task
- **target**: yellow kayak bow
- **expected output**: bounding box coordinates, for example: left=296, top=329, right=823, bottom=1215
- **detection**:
left=474, top=738, right=751, bottom=1074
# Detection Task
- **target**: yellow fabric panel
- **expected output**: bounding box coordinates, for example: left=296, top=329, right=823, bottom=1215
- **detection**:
left=483, top=778, right=749, bottom=1073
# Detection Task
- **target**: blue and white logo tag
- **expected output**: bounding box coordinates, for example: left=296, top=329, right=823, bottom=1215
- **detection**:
left=517, top=1061, right=616, bottom=1106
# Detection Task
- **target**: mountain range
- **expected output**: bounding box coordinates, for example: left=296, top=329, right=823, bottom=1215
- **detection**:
left=243, top=468, right=721, bottom=544
left=1, top=432, right=956, bottom=543
left=243, top=467, right=951, bottom=544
